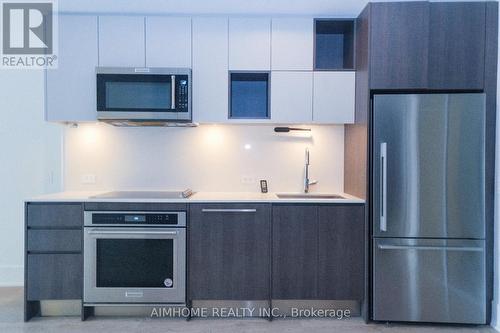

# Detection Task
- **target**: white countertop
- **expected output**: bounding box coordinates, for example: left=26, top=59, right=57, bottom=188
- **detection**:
left=26, top=191, right=365, bottom=204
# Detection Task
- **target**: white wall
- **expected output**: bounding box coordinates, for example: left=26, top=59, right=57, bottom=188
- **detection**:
left=0, top=70, right=63, bottom=286
left=63, top=124, right=344, bottom=193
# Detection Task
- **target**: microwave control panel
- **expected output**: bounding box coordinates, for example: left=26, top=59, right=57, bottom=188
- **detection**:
left=176, top=75, right=189, bottom=112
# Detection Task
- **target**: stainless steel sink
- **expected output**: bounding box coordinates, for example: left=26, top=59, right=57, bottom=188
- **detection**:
left=276, top=193, right=345, bottom=199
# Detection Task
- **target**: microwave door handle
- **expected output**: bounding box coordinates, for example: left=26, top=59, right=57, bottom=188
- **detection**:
left=171, top=75, right=176, bottom=109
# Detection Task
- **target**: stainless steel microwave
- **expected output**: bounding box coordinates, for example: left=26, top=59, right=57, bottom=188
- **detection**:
left=96, top=67, right=192, bottom=124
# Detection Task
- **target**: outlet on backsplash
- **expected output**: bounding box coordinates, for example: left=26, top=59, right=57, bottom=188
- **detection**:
left=240, top=176, right=256, bottom=185
left=81, top=174, right=96, bottom=185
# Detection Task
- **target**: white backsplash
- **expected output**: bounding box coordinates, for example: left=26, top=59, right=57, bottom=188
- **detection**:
left=63, top=123, right=344, bottom=193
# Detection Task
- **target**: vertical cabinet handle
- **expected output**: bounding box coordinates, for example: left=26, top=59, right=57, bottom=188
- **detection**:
left=380, top=142, right=387, bottom=232
left=171, top=75, right=176, bottom=109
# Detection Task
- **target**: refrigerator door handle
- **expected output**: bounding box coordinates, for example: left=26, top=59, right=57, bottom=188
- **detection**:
left=380, top=142, right=387, bottom=232
left=377, top=244, right=483, bottom=252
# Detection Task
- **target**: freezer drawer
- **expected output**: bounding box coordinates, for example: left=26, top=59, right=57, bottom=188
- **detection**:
left=373, top=238, right=485, bottom=324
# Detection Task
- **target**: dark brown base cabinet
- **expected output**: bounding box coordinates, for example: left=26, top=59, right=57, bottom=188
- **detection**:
left=25, top=202, right=366, bottom=320
left=189, top=204, right=272, bottom=300
left=24, top=203, right=84, bottom=321
left=272, top=204, right=364, bottom=300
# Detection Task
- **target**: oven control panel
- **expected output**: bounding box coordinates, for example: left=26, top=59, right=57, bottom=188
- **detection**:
left=84, top=211, right=186, bottom=227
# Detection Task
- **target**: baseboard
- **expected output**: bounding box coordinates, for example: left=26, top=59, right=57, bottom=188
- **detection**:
left=492, top=300, right=500, bottom=331
left=0, top=265, right=23, bottom=287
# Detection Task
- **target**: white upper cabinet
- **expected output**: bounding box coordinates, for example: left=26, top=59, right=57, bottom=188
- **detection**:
left=45, top=14, right=355, bottom=124
left=313, top=71, right=355, bottom=124
left=192, top=17, right=229, bottom=123
left=46, top=15, right=98, bottom=122
left=146, top=17, right=192, bottom=68
left=229, top=18, right=271, bottom=70
left=98, top=16, right=145, bottom=67
left=271, top=71, right=313, bottom=123
left=271, top=18, right=314, bottom=70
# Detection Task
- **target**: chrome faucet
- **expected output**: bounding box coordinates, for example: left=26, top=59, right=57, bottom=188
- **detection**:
left=304, top=148, right=318, bottom=193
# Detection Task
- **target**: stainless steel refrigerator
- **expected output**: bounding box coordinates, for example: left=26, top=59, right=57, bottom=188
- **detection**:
left=372, top=93, right=486, bottom=324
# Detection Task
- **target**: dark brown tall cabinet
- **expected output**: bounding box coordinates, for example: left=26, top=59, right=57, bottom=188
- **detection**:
left=345, top=0, right=497, bottom=322
left=369, top=1, right=488, bottom=90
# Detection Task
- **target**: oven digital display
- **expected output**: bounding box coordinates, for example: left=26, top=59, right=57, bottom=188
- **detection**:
left=124, top=215, right=146, bottom=222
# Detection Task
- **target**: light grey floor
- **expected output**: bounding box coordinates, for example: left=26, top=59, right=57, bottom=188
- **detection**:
left=1, top=288, right=497, bottom=333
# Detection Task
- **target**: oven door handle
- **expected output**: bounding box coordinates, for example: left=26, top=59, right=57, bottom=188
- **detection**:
left=87, top=230, right=178, bottom=235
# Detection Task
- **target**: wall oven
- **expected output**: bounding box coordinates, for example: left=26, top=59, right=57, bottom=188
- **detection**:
left=84, top=211, right=186, bottom=304
left=96, top=67, right=192, bottom=124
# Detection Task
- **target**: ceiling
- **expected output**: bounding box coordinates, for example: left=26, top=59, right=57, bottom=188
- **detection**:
left=58, top=0, right=375, bottom=16
left=58, top=0, right=490, bottom=17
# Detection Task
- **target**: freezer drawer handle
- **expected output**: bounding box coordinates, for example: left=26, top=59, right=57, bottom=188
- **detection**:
left=201, top=209, right=257, bottom=213
left=380, top=142, right=387, bottom=232
left=377, top=244, right=483, bottom=252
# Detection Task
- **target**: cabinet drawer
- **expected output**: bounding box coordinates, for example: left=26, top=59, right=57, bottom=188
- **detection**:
left=27, top=254, right=82, bottom=300
left=27, top=203, right=82, bottom=228
left=27, top=230, right=82, bottom=252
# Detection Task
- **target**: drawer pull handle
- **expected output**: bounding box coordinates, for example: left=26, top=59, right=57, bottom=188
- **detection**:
left=201, top=209, right=257, bottom=213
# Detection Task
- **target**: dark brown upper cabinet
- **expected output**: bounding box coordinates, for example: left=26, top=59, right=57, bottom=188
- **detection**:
left=428, top=2, right=485, bottom=90
left=370, top=2, right=430, bottom=90
left=368, top=1, right=487, bottom=90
